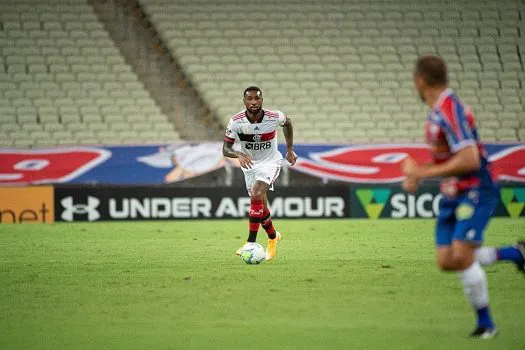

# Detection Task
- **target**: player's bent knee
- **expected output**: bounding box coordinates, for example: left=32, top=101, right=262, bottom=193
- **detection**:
left=451, top=240, right=476, bottom=270
left=250, top=182, right=269, bottom=201
left=436, top=247, right=455, bottom=271
left=251, top=191, right=263, bottom=201
left=450, top=252, right=474, bottom=270
left=436, top=252, right=474, bottom=271
left=436, top=257, right=456, bottom=271
left=250, top=188, right=265, bottom=201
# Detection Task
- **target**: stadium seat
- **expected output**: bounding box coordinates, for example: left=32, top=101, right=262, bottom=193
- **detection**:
left=1, top=1, right=180, bottom=147
left=3, top=0, right=523, bottom=146
left=138, top=0, right=524, bottom=142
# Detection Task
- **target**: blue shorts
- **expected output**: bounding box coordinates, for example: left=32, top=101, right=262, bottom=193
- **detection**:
left=435, top=186, right=499, bottom=247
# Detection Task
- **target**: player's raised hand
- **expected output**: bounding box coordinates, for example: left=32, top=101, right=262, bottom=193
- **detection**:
left=402, top=177, right=419, bottom=193
left=237, top=153, right=253, bottom=169
left=286, top=149, right=297, bottom=166
left=401, top=156, right=419, bottom=177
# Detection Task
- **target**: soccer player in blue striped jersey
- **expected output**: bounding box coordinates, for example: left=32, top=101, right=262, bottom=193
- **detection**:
left=402, top=55, right=525, bottom=339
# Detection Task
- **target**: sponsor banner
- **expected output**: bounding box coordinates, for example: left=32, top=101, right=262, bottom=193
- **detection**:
left=351, top=186, right=442, bottom=219
left=0, top=147, right=111, bottom=184
left=54, top=186, right=349, bottom=221
left=1, top=143, right=524, bottom=185
left=499, top=187, right=525, bottom=218
left=0, top=186, right=54, bottom=224
left=293, top=144, right=525, bottom=184
left=350, top=186, right=525, bottom=219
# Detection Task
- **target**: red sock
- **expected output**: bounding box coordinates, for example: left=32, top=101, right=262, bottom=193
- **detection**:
left=248, top=199, right=264, bottom=242
left=261, top=207, right=277, bottom=239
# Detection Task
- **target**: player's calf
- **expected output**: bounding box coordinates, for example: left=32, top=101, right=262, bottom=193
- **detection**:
left=261, top=207, right=277, bottom=240
left=438, top=242, right=496, bottom=336
left=235, top=198, right=264, bottom=255
left=246, top=181, right=270, bottom=242
left=459, top=261, right=495, bottom=331
left=248, top=198, right=264, bottom=242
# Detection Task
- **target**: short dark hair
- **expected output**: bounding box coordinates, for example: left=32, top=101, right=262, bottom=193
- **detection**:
left=414, top=55, right=448, bottom=87
left=243, top=86, right=262, bottom=97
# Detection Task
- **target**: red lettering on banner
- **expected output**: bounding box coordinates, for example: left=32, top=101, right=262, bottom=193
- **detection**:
left=294, top=144, right=525, bottom=183
left=489, top=145, right=525, bottom=182
left=0, top=148, right=111, bottom=184
left=295, top=145, right=432, bottom=183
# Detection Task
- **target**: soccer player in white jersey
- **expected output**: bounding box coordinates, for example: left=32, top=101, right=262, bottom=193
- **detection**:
left=223, top=86, right=297, bottom=260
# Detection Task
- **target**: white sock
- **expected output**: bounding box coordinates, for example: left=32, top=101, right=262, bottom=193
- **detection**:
left=459, top=261, right=489, bottom=309
left=476, top=247, right=498, bottom=266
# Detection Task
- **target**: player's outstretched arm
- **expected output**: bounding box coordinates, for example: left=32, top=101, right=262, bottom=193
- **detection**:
left=402, top=145, right=481, bottom=190
left=282, top=117, right=297, bottom=165
left=222, top=140, right=253, bottom=169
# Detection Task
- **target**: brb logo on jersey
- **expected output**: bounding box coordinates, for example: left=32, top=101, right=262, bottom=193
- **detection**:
left=60, top=196, right=101, bottom=222
left=245, top=133, right=271, bottom=150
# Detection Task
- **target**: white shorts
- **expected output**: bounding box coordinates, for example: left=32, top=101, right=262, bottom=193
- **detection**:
left=243, top=160, right=281, bottom=195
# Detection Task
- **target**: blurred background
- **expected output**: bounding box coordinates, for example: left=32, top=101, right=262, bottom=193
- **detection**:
left=0, top=0, right=523, bottom=189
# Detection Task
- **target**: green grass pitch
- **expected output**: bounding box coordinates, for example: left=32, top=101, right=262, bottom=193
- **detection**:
left=1, top=219, right=524, bottom=350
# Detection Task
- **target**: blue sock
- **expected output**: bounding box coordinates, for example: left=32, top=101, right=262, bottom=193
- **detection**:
left=476, top=306, right=494, bottom=329
left=497, top=246, right=524, bottom=264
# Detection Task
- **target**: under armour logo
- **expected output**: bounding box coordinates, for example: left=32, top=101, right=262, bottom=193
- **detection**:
left=253, top=134, right=262, bottom=142
left=61, top=196, right=100, bottom=222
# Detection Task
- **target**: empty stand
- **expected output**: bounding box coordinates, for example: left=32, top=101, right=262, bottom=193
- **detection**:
left=0, top=0, right=180, bottom=147
left=140, top=0, right=524, bottom=143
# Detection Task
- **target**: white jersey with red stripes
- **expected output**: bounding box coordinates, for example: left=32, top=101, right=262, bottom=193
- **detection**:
left=224, top=109, right=288, bottom=166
